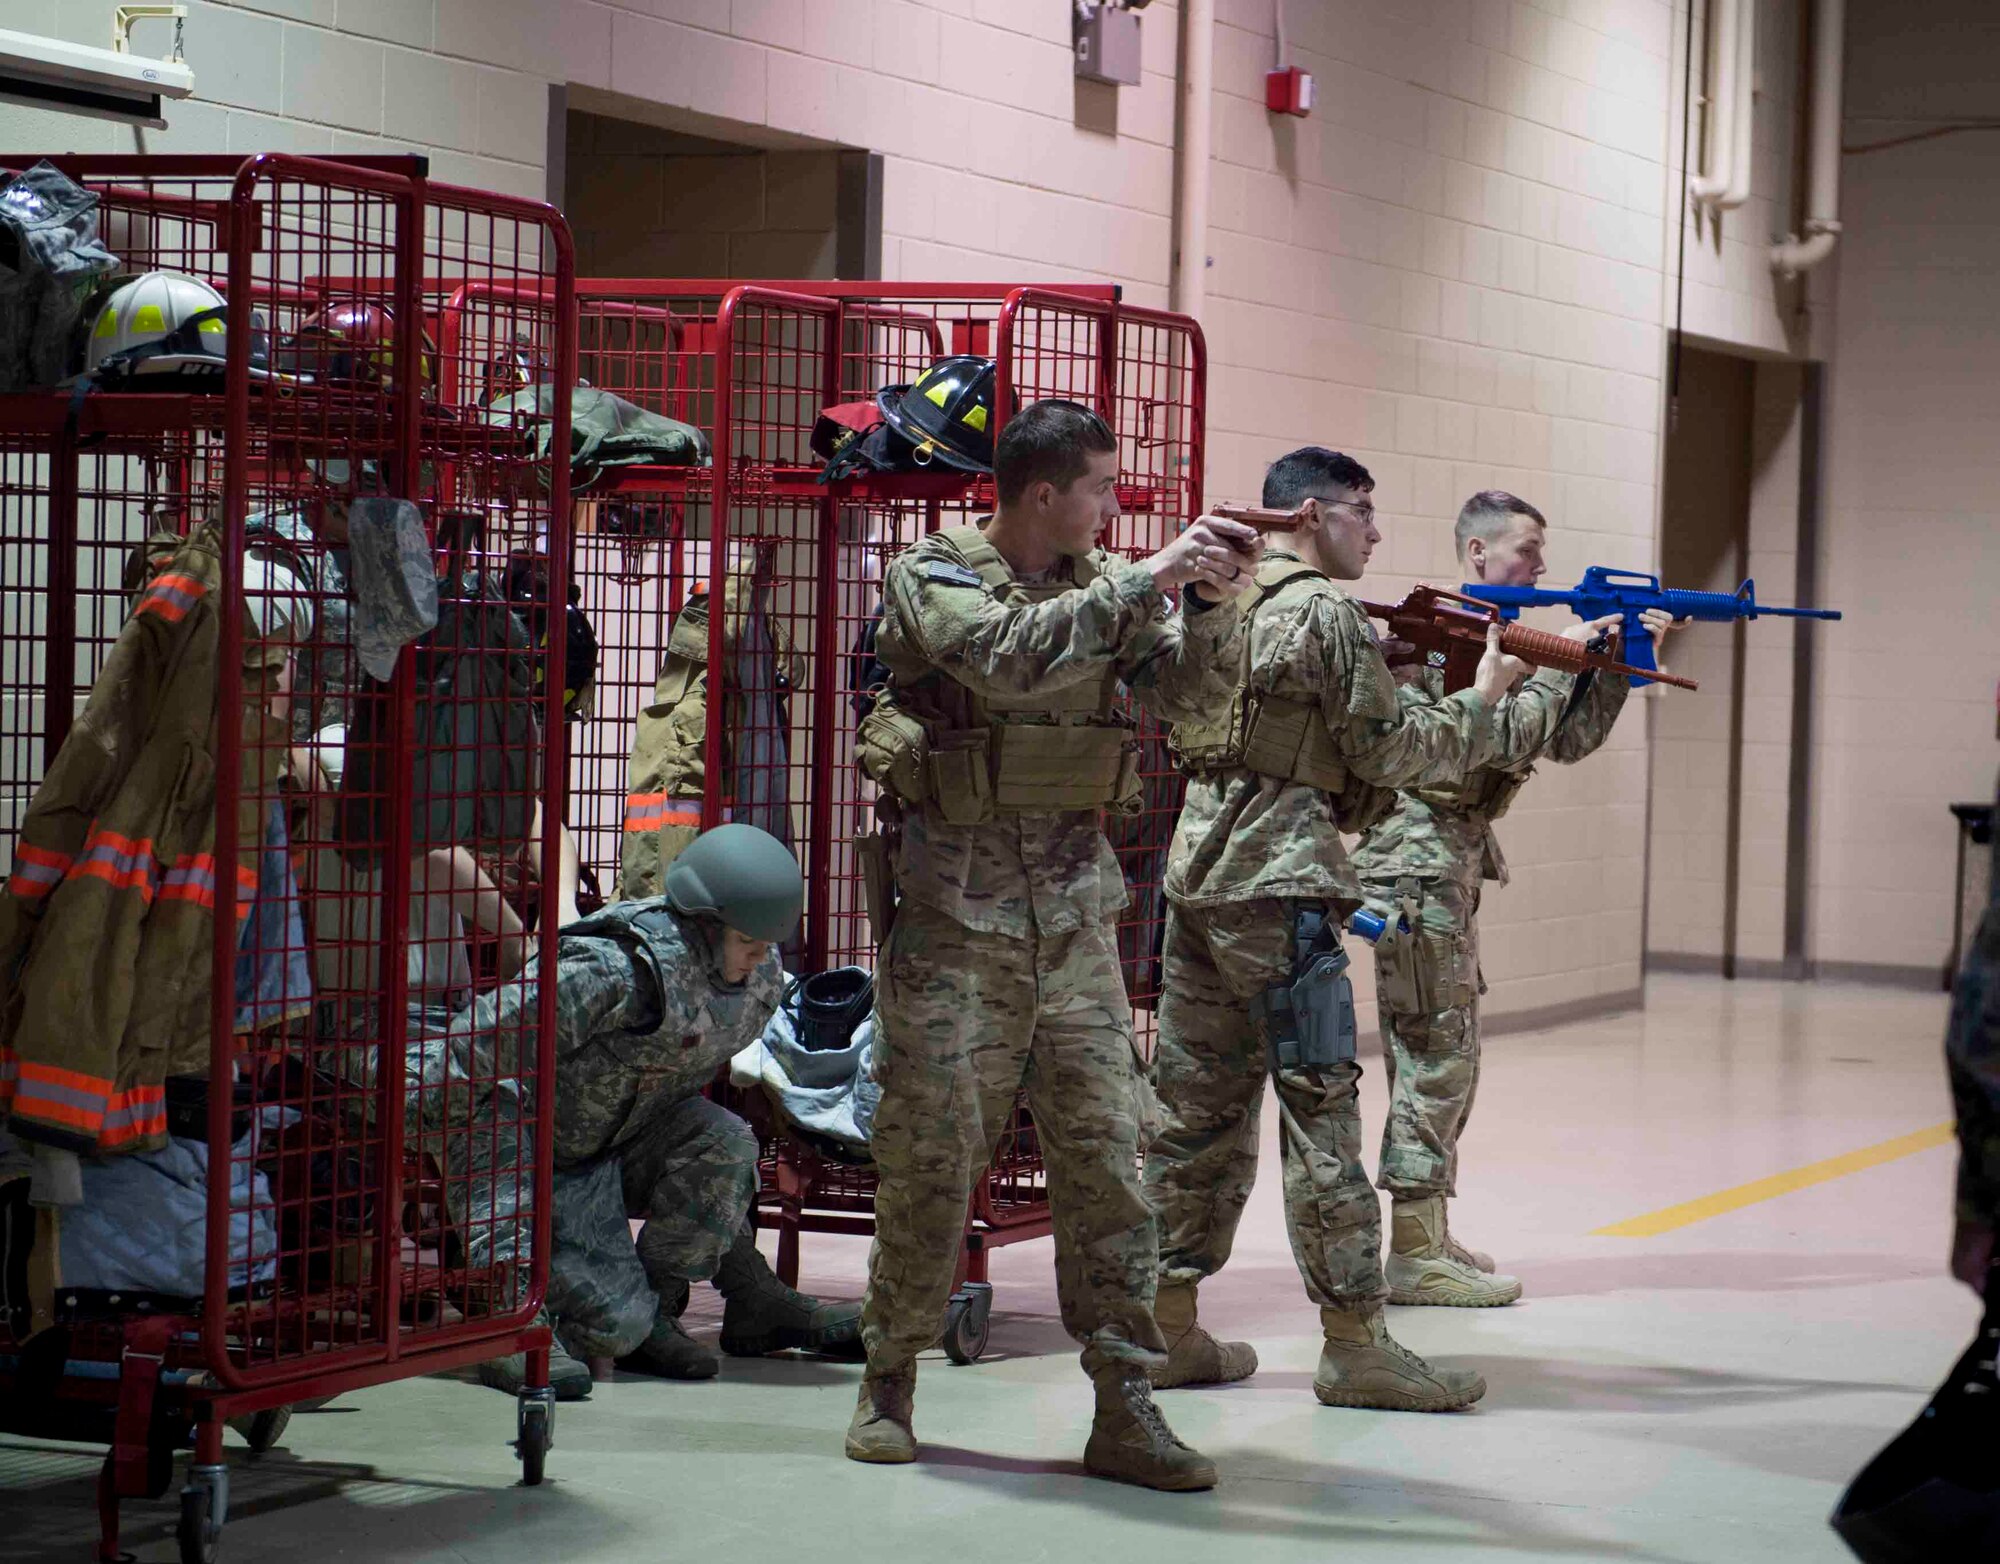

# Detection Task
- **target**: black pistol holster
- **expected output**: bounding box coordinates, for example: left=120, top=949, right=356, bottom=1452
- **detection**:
left=1252, top=905, right=1359, bottom=1073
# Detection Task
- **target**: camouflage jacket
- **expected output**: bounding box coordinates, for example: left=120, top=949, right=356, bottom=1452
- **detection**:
left=1165, top=555, right=1495, bottom=911
left=450, top=899, right=782, bottom=1168
left=1949, top=791, right=2000, bottom=1223
left=877, top=530, right=1241, bottom=939
left=1351, top=657, right=1628, bottom=887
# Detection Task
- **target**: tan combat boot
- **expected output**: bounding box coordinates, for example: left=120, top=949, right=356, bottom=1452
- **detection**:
left=1385, top=1195, right=1521, bottom=1306
left=1313, top=1306, right=1486, bottom=1411
left=1084, top=1367, right=1218, bottom=1491
left=1148, top=1282, right=1259, bottom=1389
left=844, top=1369, right=917, bottom=1464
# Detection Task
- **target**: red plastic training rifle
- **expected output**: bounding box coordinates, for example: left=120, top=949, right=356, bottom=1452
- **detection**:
left=1358, top=585, right=1700, bottom=694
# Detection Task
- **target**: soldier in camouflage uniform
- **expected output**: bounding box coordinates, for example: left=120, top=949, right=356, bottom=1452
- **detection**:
left=1145, top=448, right=1556, bottom=1413
left=1351, top=490, right=1671, bottom=1310
left=1948, top=774, right=1998, bottom=1297
left=843, top=400, right=1262, bottom=1491
left=473, top=825, right=862, bottom=1399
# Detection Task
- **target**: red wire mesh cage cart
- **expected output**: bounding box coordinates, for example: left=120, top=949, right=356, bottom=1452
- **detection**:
left=554, top=279, right=1204, bottom=1363
left=0, top=152, right=574, bottom=1562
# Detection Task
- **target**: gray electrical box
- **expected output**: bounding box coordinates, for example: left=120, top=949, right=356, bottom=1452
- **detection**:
left=1075, top=5, right=1142, bottom=88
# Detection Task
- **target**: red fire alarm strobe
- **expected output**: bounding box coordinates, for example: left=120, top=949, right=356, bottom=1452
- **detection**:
left=1266, top=66, right=1313, bottom=117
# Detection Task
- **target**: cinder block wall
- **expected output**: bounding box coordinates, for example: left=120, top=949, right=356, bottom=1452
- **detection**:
left=10, top=1, right=1985, bottom=1011
left=1810, top=0, right=2000, bottom=976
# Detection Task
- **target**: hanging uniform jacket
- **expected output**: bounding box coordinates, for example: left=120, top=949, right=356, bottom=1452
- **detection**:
left=1164, top=551, right=1496, bottom=912
left=0, top=523, right=288, bottom=1156
left=618, top=558, right=805, bottom=901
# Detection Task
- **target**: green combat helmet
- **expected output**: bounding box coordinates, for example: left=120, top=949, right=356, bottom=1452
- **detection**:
left=663, top=824, right=803, bottom=943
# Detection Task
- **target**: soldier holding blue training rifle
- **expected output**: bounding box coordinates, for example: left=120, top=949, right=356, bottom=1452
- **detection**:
left=1350, top=490, right=1679, bottom=1315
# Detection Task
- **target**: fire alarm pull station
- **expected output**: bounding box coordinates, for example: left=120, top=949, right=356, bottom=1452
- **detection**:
left=1266, top=66, right=1313, bottom=117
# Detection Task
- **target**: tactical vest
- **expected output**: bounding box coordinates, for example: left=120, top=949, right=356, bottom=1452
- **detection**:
left=1408, top=651, right=1536, bottom=821
left=1171, top=558, right=1350, bottom=793
left=857, top=524, right=1141, bottom=822
left=1413, top=764, right=1531, bottom=822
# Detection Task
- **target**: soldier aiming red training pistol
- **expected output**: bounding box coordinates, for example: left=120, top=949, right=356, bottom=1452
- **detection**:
left=1210, top=502, right=1306, bottom=533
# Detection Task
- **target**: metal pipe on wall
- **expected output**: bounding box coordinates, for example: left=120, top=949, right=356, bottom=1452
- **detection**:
left=1770, top=0, right=1845, bottom=277
left=1172, top=0, right=1215, bottom=320
left=1688, top=0, right=1740, bottom=206
left=1718, top=0, right=1756, bottom=208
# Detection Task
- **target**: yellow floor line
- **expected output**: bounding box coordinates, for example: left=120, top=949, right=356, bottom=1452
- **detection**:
left=1592, top=1122, right=1956, bottom=1238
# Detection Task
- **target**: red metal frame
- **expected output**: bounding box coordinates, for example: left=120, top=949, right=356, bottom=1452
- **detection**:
left=557, top=279, right=1205, bottom=1310
left=0, top=152, right=574, bottom=1555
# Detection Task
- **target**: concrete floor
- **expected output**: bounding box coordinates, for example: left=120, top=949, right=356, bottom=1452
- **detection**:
left=1, top=975, right=1975, bottom=1563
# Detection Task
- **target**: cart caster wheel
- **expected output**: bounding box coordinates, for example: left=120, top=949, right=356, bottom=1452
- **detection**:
left=514, top=1388, right=554, bottom=1487
left=176, top=1464, right=228, bottom=1564
left=942, top=1282, right=993, bottom=1365
left=229, top=1406, right=292, bottom=1455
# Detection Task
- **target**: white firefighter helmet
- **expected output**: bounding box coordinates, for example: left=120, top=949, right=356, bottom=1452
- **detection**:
left=84, top=270, right=281, bottom=383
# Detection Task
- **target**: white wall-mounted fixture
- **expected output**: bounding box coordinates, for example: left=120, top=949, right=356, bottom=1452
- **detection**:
left=1771, top=0, right=1844, bottom=277
left=0, top=11, right=191, bottom=128
left=1689, top=0, right=1755, bottom=212
left=1075, top=1, right=1146, bottom=89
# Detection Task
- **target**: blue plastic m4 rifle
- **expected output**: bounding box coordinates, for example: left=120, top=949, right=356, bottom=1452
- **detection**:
left=1460, top=566, right=1842, bottom=688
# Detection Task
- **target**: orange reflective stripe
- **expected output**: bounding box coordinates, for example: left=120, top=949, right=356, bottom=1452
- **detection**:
left=98, top=1084, right=167, bottom=1147
left=136, top=571, right=209, bottom=623
left=8, top=1060, right=108, bottom=1131
left=12, top=1094, right=99, bottom=1132
left=158, top=852, right=217, bottom=909
left=83, top=827, right=154, bottom=857
left=623, top=793, right=703, bottom=833
left=15, top=1058, right=116, bottom=1098
left=70, top=825, right=160, bottom=901
left=5, top=843, right=71, bottom=899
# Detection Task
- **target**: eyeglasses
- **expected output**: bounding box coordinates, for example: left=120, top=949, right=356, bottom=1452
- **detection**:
left=1319, top=498, right=1376, bottom=524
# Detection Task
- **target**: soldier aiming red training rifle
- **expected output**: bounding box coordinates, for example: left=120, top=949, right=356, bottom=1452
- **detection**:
left=1360, top=584, right=1699, bottom=694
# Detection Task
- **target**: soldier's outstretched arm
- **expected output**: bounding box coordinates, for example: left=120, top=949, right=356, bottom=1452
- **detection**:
left=881, top=547, right=1179, bottom=698
left=1543, top=610, right=1680, bottom=763
left=1324, top=597, right=1498, bottom=787
left=1119, top=593, right=1245, bottom=725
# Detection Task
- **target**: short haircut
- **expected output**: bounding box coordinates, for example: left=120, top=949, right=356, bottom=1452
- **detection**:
left=1454, top=490, right=1547, bottom=558
left=994, top=399, right=1117, bottom=506
left=1262, top=447, right=1374, bottom=508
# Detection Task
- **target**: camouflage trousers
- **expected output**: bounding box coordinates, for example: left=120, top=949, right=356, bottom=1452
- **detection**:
left=1145, top=899, right=1385, bottom=1311
left=546, top=1093, right=760, bottom=1359
left=1360, top=872, right=1483, bottom=1198
left=861, top=900, right=1168, bottom=1379
left=320, top=999, right=536, bottom=1317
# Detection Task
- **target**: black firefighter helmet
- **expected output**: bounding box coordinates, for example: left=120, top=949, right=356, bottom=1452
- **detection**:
left=876, top=354, right=999, bottom=474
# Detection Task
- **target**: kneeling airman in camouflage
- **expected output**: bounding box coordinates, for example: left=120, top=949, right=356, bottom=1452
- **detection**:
left=1144, top=448, right=1584, bottom=1412
left=477, top=825, right=862, bottom=1398
left=844, top=399, right=1260, bottom=1490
